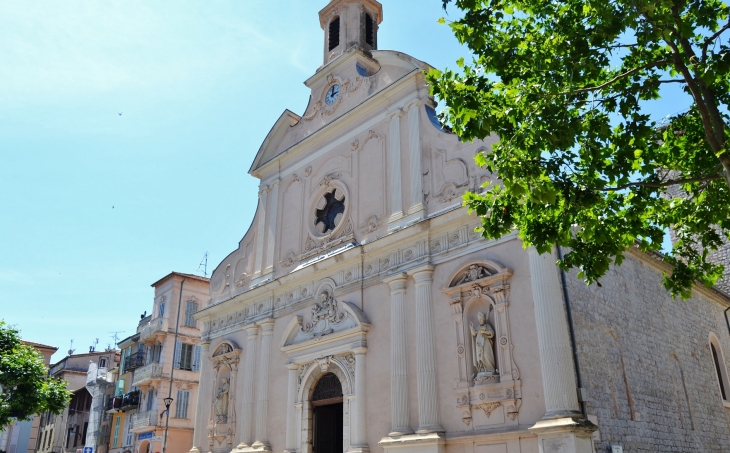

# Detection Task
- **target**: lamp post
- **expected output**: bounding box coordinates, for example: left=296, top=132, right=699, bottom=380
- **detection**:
left=162, top=398, right=173, bottom=453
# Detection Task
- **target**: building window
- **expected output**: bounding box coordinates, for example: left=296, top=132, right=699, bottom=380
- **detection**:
left=159, top=302, right=165, bottom=318
left=175, top=342, right=201, bottom=371
left=112, top=415, right=121, bottom=448
left=328, top=17, right=340, bottom=51
left=184, top=301, right=198, bottom=327
left=175, top=390, right=190, bottom=419
left=146, top=389, right=155, bottom=411
left=710, top=334, right=730, bottom=403
left=365, top=13, right=375, bottom=47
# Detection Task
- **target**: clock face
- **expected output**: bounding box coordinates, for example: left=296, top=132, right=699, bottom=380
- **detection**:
left=325, top=84, right=340, bottom=105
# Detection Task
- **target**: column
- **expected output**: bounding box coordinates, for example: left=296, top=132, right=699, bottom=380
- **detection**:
left=236, top=324, right=259, bottom=449
left=527, top=247, right=582, bottom=419
left=350, top=347, right=369, bottom=452
left=264, top=182, right=279, bottom=275
left=388, top=109, right=403, bottom=223
left=410, top=265, right=444, bottom=434
left=253, top=187, right=268, bottom=276
left=384, top=273, right=412, bottom=436
left=407, top=101, right=424, bottom=215
left=284, top=364, right=299, bottom=453
left=190, top=341, right=211, bottom=453
left=253, top=320, right=275, bottom=450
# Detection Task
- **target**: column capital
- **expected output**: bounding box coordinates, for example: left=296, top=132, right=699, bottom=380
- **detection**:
left=259, top=318, right=275, bottom=334
left=409, top=264, right=435, bottom=284
left=286, top=363, right=300, bottom=371
left=245, top=323, right=260, bottom=337
left=387, top=107, right=404, bottom=120
left=384, top=273, right=408, bottom=292
left=353, top=347, right=368, bottom=356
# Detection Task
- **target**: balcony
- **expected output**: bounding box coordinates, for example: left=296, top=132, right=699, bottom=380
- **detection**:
left=123, top=351, right=146, bottom=374
left=130, top=410, right=159, bottom=432
left=120, top=391, right=140, bottom=411
left=132, top=363, right=164, bottom=387
left=140, top=317, right=168, bottom=343
left=106, top=396, right=122, bottom=413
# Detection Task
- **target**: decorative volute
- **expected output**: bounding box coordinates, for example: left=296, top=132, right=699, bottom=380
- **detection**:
left=319, top=0, right=383, bottom=64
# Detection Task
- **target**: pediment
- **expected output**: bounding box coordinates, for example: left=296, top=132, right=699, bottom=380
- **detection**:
left=442, top=260, right=513, bottom=297
left=249, top=109, right=301, bottom=175
left=280, top=293, right=370, bottom=352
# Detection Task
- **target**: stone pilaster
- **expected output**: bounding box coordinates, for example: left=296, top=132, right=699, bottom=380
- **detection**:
left=384, top=273, right=413, bottom=436
left=253, top=320, right=274, bottom=450
left=527, top=247, right=581, bottom=418
left=527, top=247, right=596, bottom=453
left=388, top=109, right=403, bottom=224
left=410, top=265, right=444, bottom=434
left=264, top=181, right=279, bottom=276
left=284, top=364, right=299, bottom=453
left=236, top=324, right=259, bottom=449
left=349, top=347, right=369, bottom=453
left=190, top=341, right=211, bottom=453
left=253, top=188, right=268, bottom=277
left=407, top=101, right=424, bottom=217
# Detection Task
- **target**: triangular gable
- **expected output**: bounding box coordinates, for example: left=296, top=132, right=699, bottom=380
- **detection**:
left=248, top=109, right=301, bottom=176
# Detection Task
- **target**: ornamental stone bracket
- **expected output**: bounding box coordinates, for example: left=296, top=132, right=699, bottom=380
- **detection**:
left=442, top=259, right=522, bottom=429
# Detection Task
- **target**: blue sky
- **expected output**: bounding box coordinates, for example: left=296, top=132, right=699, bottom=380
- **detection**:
left=0, top=1, right=690, bottom=362
left=0, top=0, right=471, bottom=361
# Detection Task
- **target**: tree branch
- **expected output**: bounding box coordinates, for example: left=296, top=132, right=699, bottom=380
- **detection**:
left=600, top=174, right=723, bottom=191
left=657, top=79, right=686, bottom=84
left=559, top=60, right=672, bottom=95
left=703, top=20, right=730, bottom=62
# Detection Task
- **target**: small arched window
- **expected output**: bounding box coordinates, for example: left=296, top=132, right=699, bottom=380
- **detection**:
left=709, top=333, right=730, bottom=403
left=365, top=13, right=375, bottom=47
left=328, top=17, right=340, bottom=51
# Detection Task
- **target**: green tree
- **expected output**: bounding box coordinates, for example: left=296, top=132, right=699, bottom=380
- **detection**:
left=428, top=0, right=730, bottom=297
left=0, top=322, right=71, bottom=428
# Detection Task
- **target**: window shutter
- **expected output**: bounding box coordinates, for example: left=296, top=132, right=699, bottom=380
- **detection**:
left=192, top=345, right=201, bottom=372
left=175, top=390, right=190, bottom=419
left=174, top=340, right=182, bottom=369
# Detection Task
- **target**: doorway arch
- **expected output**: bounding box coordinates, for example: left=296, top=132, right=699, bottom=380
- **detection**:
left=311, top=373, right=344, bottom=453
left=298, top=358, right=353, bottom=453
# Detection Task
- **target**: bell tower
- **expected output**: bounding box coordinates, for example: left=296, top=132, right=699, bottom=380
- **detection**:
left=319, top=0, right=383, bottom=65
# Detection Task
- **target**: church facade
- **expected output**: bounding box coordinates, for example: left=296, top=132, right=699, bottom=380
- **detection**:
left=191, top=1, right=730, bottom=452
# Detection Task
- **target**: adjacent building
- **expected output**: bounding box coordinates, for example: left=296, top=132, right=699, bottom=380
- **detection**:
left=188, top=1, right=730, bottom=452
left=36, top=350, right=119, bottom=453
left=100, top=272, right=208, bottom=453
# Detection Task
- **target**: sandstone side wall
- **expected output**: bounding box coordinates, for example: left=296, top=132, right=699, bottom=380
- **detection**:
left=566, top=251, right=730, bottom=452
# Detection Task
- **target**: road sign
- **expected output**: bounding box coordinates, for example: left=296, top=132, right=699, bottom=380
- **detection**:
left=83, top=447, right=93, bottom=453
left=138, top=432, right=154, bottom=441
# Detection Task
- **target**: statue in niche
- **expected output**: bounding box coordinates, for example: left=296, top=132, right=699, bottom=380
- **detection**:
left=470, top=307, right=496, bottom=380
left=214, top=378, right=230, bottom=421
left=456, top=264, right=491, bottom=286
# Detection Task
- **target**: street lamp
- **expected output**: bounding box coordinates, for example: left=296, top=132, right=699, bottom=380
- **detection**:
left=162, top=398, right=173, bottom=453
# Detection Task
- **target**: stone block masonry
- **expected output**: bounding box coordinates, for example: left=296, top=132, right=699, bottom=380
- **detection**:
left=567, top=249, right=730, bottom=452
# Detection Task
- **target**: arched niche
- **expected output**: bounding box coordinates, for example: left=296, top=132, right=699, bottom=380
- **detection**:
left=441, top=260, right=522, bottom=429
left=208, top=341, right=241, bottom=453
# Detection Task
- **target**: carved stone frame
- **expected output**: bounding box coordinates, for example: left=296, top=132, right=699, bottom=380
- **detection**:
left=208, top=341, right=241, bottom=453
left=442, top=260, right=522, bottom=428
left=280, top=288, right=370, bottom=453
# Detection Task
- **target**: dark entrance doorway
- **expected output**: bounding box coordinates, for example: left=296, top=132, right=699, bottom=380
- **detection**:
left=312, top=373, right=343, bottom=453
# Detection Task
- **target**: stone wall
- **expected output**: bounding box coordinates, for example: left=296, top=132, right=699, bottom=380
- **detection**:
left=566, top=249, right=730, bottom=452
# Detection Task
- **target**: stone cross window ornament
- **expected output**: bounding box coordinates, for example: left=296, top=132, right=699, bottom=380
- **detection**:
left=315, top=188, right=345, bottom=234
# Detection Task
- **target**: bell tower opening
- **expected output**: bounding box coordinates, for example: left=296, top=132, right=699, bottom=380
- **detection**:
left=311, top=373, right=344, bottom=453
left=319, top=0, right=383, bottom=65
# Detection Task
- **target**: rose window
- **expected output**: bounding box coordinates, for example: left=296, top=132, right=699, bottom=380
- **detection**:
left=314, top=188, right=345, bottom=234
